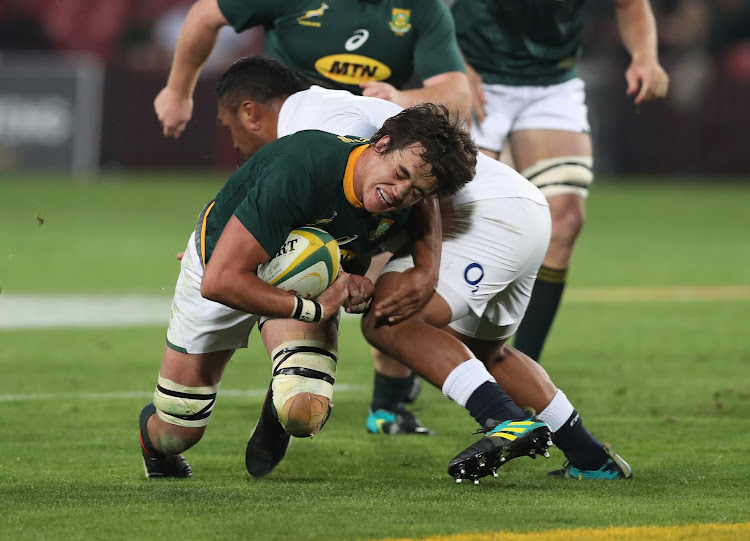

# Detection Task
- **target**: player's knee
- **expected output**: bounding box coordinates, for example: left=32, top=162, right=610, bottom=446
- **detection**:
left=270, top=339, right=338, bottom=438
left=278, top=392, right=331, bottom=438
left=153, top=375, right=218, bottom=428
left=550, top=206, right=585, bottom=247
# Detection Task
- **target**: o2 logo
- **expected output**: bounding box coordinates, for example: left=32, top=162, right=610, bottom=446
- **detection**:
left=464, top=263, right=484, bottom=295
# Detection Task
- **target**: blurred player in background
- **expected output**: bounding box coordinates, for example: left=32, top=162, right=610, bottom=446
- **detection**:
left=451, top=0, right=669, bottom=363
left=153, top=0, right=470, bottom=138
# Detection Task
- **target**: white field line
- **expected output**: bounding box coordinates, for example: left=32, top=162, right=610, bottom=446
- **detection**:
left=0, top=286, right=748, bottom=330
left=0, top=383, right=367, bottom=403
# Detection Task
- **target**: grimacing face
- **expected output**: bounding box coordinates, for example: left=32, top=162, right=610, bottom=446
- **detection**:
left=217, top=105, right=268, bottom=161
left=358, top=140, right=438, bottom=213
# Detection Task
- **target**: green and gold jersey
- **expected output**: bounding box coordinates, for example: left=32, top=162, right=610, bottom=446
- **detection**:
left=217, top=0, right=465, bottom=93
left=199, top=130, right=410, bottom=267
left=451, top=0, right=586, bottom=87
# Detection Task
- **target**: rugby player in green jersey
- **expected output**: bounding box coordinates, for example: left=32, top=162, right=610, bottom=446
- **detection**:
left=154, top=0, right=470, bottom=139
left=448, top=0, right=669, bottom=364
left=138, top=101, right=477, bottom=479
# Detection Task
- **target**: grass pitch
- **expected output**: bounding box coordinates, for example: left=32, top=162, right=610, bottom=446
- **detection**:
left=1, top=174, right=749, bottom=540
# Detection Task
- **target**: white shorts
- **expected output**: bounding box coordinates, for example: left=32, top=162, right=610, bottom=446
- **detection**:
left=383, top=198, right=551, bottom=340
left=472, top=78, right=590, bottom=154
left=166, top=232, right=259, bottom=354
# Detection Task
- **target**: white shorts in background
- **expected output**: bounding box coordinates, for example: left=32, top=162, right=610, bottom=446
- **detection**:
left=383, top=198, right=551, bottom=341
left=166, top=232, right=259, bottom=354
left=472, top=78, right=590, bottom=154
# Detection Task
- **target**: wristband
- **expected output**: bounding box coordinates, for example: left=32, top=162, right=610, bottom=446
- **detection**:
left=290, top=296, right=324, bottom=323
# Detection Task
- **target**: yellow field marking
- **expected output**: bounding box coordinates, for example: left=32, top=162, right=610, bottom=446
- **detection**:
left=565, top=285, right=750, bottom=302
left=380, top=522, right=750, bottom=541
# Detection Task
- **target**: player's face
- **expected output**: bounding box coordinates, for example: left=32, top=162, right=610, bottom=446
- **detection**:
left=218, top=106, right=265, bottom=161
left=359, top=139, right=438, bottom=213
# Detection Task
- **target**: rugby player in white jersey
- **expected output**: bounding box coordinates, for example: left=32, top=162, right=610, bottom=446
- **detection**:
left=221, top=55, right=632, bottom=482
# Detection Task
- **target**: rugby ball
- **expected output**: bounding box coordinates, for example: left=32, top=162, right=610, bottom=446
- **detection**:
left=257, top=227, right=340, bottom=300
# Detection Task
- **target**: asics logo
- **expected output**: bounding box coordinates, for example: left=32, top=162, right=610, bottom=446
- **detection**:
left=345, top=29, right=369, bottom=51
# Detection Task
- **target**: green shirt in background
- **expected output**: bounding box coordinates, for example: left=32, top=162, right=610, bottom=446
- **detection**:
left=451, top=0, right=586, bottom=87
left=218, top=0, right=465, bottom=93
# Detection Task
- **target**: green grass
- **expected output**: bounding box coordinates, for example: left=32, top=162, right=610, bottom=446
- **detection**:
left=1, top=175, right=749, bottom=540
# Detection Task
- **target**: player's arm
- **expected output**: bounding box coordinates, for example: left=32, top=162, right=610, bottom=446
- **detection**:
left=201, top=216, right=349, bottom=321
left=371, top=194, right=441, bottom=324
left=154, top=0, right=229, bottom=138
left=361, top=72, right=471, bottom=121
left=613, top=0, right=669, bottom=104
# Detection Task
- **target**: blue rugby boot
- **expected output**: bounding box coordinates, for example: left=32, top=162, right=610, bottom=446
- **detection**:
left=449, top=418, right=552, bottom=484
left=548, top=442, right=633, bottom=480
left=366, top=405, right=433, bottom=435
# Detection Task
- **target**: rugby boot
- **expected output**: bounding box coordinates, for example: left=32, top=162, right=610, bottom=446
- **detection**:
left=141, top=440, right=193, bottom=479
left=245, top=385, right=291, bottom=478
left=366, top=405, right=433, bottom=435
left=548, top=442, right=633, bottom=480
left=449, top=417, right=552, bottom=484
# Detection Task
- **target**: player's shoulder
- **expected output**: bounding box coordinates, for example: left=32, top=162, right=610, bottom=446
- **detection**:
left=270, top=130, right=364, bottom=170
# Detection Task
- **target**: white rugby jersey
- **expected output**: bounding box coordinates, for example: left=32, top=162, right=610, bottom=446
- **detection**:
left=277, top=86, right=547, bottom=208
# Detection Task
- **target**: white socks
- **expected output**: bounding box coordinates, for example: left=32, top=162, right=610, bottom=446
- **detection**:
left=537, top=389, right=575, bottom=433
left=441, top=359, right=494, bottom=407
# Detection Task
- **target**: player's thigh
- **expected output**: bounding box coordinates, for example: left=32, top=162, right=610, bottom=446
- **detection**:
left=260, top=317, right=340, bottom=353
left=159, top=345, right=235, bottom=386
left=367, top=269, right=453, bottom=330
left=509, top=129, right=591, bottom=172
left=168, top=231, right=259, bottom=354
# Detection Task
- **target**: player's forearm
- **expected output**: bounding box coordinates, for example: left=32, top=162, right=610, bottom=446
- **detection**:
left=398, top=73, right=472, bottom=121
left=408, top=196, right=441, bottom=284
left=165, top=0, right=227, bottom=97
left=613, top=0, right=660, bottom=63
left=202, top=267, right=299, bottom=319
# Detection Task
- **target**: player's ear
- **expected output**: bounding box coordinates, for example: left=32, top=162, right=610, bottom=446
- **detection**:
left=373, top=135, right=390, bottom=153
left=239, top=100, right=262, bottom=131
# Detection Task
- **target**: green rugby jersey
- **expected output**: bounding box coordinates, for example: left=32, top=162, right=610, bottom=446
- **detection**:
left=218, top=0, right=465, bottom=93
left=198, top=130, right=410, bottom=267
left=451, top=0, right=586, bottom=86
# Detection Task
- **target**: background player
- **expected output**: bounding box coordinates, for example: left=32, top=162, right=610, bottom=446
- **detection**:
left=450, top=0, right=669, bottom=363
left=154, top=0, right=471, bottom=138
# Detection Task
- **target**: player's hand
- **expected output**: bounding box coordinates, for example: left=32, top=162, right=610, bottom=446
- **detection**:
left=465, top=62, right=487, bottom=125
left=360, top=81, right=401, bottom=104
left=343, top=274, right=374, bottom=314
left=625, top=58, right=669, bottom=105
left=371, top=267, right=434, bottom=324
left=176, top=252, right=184, bottom=261
left=316, top=269, right=351, bottom=320
left=154, top=86, right=194, bottom=138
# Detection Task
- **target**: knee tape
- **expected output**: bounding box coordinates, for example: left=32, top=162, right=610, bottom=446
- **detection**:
left=153, top=375, right=219, bottom=428
left=271, top=339, right=338, bottom=437
left=522, top=156, right=593, bottom=199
